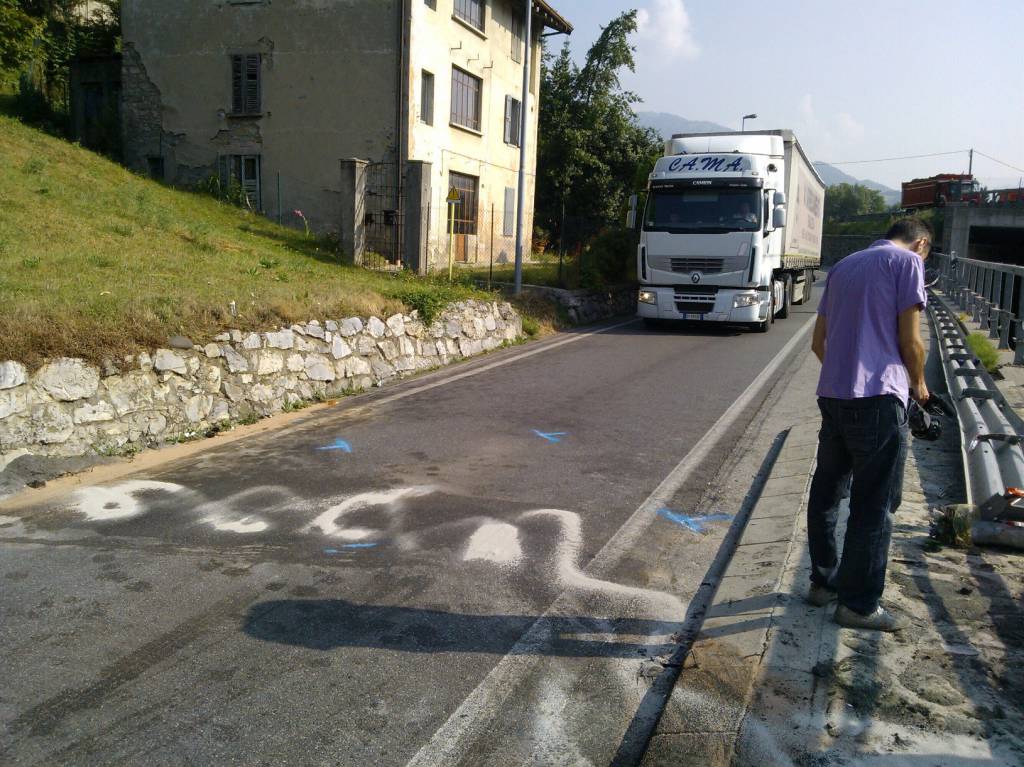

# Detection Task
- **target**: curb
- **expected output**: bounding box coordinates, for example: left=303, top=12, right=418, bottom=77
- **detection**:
left=639, top=418, right=819, bottom=765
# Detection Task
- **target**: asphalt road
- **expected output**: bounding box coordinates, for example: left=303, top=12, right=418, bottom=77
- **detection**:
left=0, top=295, right=819, bottom=766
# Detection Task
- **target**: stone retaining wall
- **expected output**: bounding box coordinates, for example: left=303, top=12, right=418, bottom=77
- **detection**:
left=520, top=284, right=637, bottom=324
left=0, top=300, right=521, bottom=459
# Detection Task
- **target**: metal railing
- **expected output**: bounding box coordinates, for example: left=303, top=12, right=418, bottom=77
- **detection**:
left=927, top=254, right=1024, bottom=545
left=932, top=252, right=1024, bottom=363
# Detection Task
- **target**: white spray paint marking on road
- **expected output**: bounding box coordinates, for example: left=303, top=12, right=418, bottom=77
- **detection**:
left=305, top=486, right=438, bottom=538
left=463, top=522, right=522, bottom=565
left=201, top=515, right=269, bottom=534
left=72, top=481, right=186, bottom=521
left=405, top=315, right=816, bottom=766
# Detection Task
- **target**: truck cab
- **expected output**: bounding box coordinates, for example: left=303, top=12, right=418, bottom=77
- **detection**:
left=632, top=131, right=823, bottom=332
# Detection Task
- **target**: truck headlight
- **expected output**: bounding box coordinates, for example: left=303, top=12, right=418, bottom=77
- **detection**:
left=639, top=290, right=658, bottom=305
left=733, top=293, right=759, bottom=308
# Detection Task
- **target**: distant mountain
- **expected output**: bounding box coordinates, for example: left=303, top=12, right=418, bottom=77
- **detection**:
left=636, top=111, right=902, bottom=205
left=812, top=163, right=900, bottom=206
left=635, top=111, right=732, bottom=138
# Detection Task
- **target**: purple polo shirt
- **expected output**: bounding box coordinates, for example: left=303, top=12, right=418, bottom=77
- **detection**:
left=817, top=240, right=927, bottom=403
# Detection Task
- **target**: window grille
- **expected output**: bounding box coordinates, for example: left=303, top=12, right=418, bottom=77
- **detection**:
left=454, top=0, right=484, bottom=31
left=449, top=172, right=479, bottom=235
left=451, top=67, right=482, bottom=132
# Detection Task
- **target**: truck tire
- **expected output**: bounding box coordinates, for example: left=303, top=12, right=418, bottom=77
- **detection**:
left=779, top=274, right=792, bottom=319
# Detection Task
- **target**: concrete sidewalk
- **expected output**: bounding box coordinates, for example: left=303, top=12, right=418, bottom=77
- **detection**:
left=642, top=316, right=1024, bottom=766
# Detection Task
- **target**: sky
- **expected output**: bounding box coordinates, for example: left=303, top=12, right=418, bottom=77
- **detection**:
left=546, top=0, right=1024, bottom=190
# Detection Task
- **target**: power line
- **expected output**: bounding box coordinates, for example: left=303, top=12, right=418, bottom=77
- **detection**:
left=813, top=150, right=968, bottom=166
left=973, top=151, right=1024, bottom=175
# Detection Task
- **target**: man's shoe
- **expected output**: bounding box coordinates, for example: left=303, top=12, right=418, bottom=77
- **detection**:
left=834, top=605, right=909, bottom=632
left=807, top=583, right=837, bottom=607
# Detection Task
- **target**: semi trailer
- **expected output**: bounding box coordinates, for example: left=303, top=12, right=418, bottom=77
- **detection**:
left=630, top=129, right=825, bottom=332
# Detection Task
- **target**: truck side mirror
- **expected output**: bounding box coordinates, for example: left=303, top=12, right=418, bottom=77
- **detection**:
left=772, top=207, right=787, bottom=228
left=773, top=191, right=787, bottom=206
left=627, top=194, right=638, bottom=230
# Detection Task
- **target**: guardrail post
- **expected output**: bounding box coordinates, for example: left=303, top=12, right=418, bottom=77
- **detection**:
left=998, top=310, right=1011, bottom=349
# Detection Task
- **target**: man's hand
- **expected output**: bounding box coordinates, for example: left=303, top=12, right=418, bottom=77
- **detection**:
left=910, top=381, right=930, bottom=405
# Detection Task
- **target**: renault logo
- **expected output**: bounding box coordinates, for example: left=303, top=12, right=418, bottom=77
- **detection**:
left=691, top=273, right=701, bottom=284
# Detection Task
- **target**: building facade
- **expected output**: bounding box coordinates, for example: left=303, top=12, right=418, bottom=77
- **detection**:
left=121, top=0, right=571, bottom=271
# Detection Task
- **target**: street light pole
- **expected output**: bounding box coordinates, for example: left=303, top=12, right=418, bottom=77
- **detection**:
left=742, top=113, right=757, bottom=132
left=513, top=0, right=532, bottom=296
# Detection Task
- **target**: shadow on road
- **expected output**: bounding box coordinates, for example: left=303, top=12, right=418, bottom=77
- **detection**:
left=244, top=599, right=690, bottom=658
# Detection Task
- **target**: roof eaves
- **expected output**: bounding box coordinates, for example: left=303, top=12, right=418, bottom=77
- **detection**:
left=533, top=0, right=572, bottom=34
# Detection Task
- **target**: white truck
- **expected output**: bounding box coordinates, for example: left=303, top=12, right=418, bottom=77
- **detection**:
left=629, top=129, right=825, bottom=332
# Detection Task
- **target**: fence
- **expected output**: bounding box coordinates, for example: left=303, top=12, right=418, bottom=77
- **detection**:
left=929, top=252, right=1024, bottom=547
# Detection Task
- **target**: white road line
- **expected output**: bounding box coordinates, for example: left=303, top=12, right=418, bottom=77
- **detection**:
left=404, top=315, right=816, bottom=766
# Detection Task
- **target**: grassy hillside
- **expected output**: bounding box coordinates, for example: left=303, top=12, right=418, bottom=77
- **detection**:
left=0, top=115, right=487, bottom=367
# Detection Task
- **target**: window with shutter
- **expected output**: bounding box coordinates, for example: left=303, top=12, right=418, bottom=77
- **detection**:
left=511, top=12, right=523, bottom=63
left=421, top=70, right=434, bottom=125
left=504, top=187, right=515, bottom=236
left=231, top=54, right=261, bottom=115
left=453, top=0, right=484, bottom=31
left=504, top=96, right=521, bottom=147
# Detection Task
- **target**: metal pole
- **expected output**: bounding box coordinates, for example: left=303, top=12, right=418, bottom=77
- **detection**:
left=277, top=172, right=282, bottom=225
left=513, top=0, right=533, bottom=296
left=489, top=203, right=494, bottom=290
left=448, top=199, right=456, bottom=282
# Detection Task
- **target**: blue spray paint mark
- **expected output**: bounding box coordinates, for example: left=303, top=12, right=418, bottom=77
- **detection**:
left=533, top=430, right=568, bottom=443
left=342, top=542, right=378, bottom=549
left=317, top=439, right=352, bottom=453
left=657, top=507, right=733, bottom=534
left=323, top=548, right=340, bottom=555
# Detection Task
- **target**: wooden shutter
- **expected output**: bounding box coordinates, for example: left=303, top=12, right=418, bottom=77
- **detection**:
left=244, top=54, right=260, bottom=114
left=231, top=56, right=243, bottom=114
left=232, top=54, right=261, bottom=114
left=504, top=187, right=515, bottom=236
left=504, top=96, right=512, bottom=144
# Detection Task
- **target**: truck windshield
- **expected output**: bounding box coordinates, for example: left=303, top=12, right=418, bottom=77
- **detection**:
left=644, top=188, right=761, bottom=232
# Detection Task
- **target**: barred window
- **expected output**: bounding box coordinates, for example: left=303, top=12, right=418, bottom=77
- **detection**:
left=451, top=67, right=482, bottom=132
left=503, top=95, right=521, bottom=146
left=231, top=54, right=261, bottom=115
left=449, top=172, right=479, bottom=235
left=454, top=0, right=484, bottom=31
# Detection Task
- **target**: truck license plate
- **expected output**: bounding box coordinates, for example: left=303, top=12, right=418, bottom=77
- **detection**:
left=683, top=313, right=703, bottom=320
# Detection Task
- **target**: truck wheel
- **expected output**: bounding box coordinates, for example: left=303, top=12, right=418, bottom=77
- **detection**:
left=779, top=274, right=792, bottom=319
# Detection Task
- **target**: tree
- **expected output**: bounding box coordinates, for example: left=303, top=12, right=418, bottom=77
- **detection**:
left=536, top=10, right=662, bottom=245
left=0, top=0, right=43, bottom=84
left=824, top=183, right=887, bottom=220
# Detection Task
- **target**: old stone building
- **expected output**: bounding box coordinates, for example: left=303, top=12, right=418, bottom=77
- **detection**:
left=121, top=0, right=571, bottom=271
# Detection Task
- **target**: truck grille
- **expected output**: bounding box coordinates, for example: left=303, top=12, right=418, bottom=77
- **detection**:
left=670, top=257, right=723, bottom=274
left=674, top=287, right=717, bottom=313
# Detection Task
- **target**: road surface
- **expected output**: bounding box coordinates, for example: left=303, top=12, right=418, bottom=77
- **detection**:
left=0, top=295, right=819, bottom=766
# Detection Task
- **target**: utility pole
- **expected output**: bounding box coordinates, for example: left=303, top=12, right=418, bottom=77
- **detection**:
left=968, top=148, right=974, bottom=175
left=514, top=0, right=532, bottom=296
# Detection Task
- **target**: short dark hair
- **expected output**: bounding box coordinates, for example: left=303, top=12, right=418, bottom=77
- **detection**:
left=885, top=218, right=933, bottom=244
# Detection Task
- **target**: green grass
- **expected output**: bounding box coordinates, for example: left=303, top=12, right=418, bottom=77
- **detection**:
left=966, top=332, right=1001, bottom=373
left=0, top=114, right=490, bottom=367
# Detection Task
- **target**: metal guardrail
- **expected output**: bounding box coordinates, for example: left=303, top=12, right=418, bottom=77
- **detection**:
left=927, top=256, right=1024, bottom=546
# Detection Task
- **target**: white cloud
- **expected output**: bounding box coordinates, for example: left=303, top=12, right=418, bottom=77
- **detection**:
left=636, top=0, right=700, bottom=61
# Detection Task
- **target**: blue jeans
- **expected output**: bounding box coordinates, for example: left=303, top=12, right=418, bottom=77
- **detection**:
left=807, top=395, right=909, bottom=614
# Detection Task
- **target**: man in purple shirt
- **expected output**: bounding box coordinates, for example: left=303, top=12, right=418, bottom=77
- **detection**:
left=807, top=218, right=932, bottom=631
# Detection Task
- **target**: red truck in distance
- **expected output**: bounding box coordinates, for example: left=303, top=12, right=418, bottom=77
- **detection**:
left=901, top=174, right=982, bottom=209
